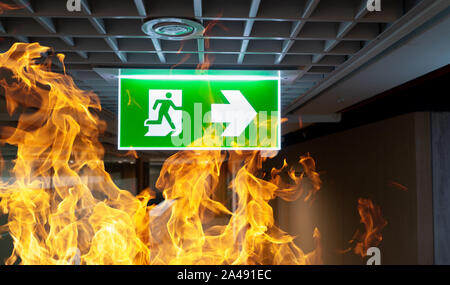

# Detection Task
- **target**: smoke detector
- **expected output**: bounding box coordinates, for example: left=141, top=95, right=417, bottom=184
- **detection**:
left=142, top=18, right=204, bottom=40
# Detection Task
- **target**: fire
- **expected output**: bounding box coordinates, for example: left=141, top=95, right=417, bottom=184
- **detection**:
left=0, top=43, right=151, bottom=265
left=0, top=2, right=22, bottom=14
left=149, top=148, right=322, bottom=264
left=0, top=43, right=324, bottom=265
left=353, top=198, right=387, bottom=257
left=122, top=150, right=139, bottom=160
left=388, top=181, right=408, bottom=192
left=344, top=198, right=388, bottom=258
left=197, top=15, right=227, bottom=70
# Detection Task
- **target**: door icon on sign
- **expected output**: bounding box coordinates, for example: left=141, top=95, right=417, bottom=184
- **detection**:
left=144, top=90, right=182, bottom=137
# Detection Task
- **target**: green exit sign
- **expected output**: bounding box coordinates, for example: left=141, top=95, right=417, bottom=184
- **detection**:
left=118, top=69, right=280, bottom=150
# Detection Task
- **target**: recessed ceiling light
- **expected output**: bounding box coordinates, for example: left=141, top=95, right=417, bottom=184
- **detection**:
left=142, top=18, right=204, bottom=41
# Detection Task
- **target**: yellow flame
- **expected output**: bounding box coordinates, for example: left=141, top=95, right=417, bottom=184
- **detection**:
left=340, top=198, right=387, bottom=258
left=0, top=43, right=323, bottom=265
left=352, top=198, right=387, bottom=257
left=0, top=2, right=23, bottom=14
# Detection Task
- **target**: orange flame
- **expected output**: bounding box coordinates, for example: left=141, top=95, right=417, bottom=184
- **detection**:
left=388, top=181, right=408, bottom=192
left=0, top=2, right=23, bottom=14
left=0, top=43, right=151, bottom=264
left=0, top=43, right=323, bottom=264
left=115, top=150, right=139, bottom=160
left=197, top=15, right=227, bottom=70
left=169, top=41, right=192, bottom=70
left=124, top=150, right=139, bottom=160
left=344, top=198, right=388, bottom=258
left=298, top=115, right=303, bottom=129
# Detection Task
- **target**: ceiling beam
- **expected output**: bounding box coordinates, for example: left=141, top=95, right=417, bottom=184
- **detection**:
left=151, top=38, right=166, bottom=63
left=132, top=0, right=166, bottom=63
left=86, top=17, right=125, bottom=62
left=104, top=38, right=125, bottom=63
left=80, top=0, right=91, bottom=15
left=105, top=37, right=127, bottom=63
left=193, top=0, right=202, bottom=18
left=12, top=0, right=32, bottom=12
left=134, top=0, right=147, bottom=17
left=194, top=0, right=204, bottom=64
left=89, top=17, right=107, bottom=34
left=12, top=1, right=56, bottom=34
left=355, top=0, right=370, bottom=19
left=76, top=51, right=89, bottom=59
left=312, top=0, right=371, bottom=64
left=237, top=0, right=261, bottom=64
left=115, top=52, right=127, bottom=63
left=275, top=0, right=321, bottom=64
left=35, top=17, right=56, bottom=33
left=197, top=39, right=205, bottom=64
left=276, top=0, right=322, bottom=91
left=303, top=0, right=322, bottom=17
left=80, top=0, right=100, bottom=50
left=105, top=37, right=119, bottom=51
left=0, top=32, right=376, bottom=41
left=60, top=36, right=75, bottom=46
left=284, top=0, right=450, bottom=115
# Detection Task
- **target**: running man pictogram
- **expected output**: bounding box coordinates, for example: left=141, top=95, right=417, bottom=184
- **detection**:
left=144, top=90, right=183, bottom=137
left=145, top=92, right=182, bottom=129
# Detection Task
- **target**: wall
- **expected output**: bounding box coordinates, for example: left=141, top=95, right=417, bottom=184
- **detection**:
left=431, top=112, right=450, bottom=264
left=273, top=112, right=433, bottom=264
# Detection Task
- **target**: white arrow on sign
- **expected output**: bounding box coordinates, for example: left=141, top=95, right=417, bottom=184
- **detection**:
left=211, top=90, right=257, bottom=137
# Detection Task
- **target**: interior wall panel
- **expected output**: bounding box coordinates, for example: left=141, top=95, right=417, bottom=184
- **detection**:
left=273, top=112, right=433, bottom=264
left=431, top=112, right=450, bottom=265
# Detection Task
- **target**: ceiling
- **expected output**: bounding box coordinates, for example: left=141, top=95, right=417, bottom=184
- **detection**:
left=0, top=0, right=448, bottom=128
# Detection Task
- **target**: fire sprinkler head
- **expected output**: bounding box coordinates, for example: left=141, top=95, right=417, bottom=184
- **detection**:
left=142, top=17, right=205, bottom=40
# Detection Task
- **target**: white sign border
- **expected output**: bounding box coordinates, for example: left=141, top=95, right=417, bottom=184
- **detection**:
left=117, top=69, right=281, bottom=151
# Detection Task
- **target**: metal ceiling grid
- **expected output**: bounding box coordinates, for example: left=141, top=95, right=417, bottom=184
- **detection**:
left=0, top=0, right=424, bottom=112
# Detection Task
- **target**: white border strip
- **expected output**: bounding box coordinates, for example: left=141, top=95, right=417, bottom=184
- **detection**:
left=118, top=147, right=281, bottom=151
left=278, top=70, right=282, bottom=150
left=117, top=70, right=281, bottom=151
left=119, top=75, right=279, bottom=81
left=118, top=68, right=122, bottom=149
